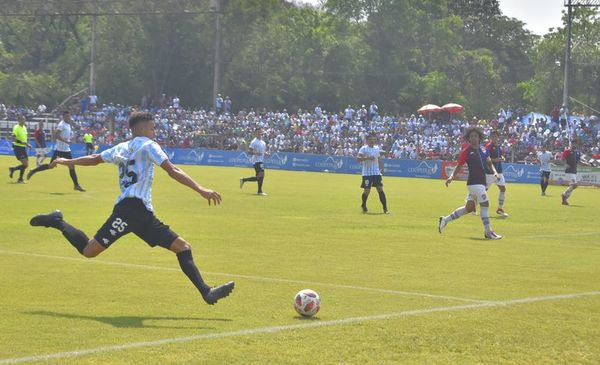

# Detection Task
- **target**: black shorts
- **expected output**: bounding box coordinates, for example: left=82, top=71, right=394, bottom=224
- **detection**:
left=50, top=150, right=73, bottom=162
left=361, top=175, right=383, bottom=189
left=86, top=143, right=94, bottom=149
left=541, top=171, right=551, bottom=179
left=13, top=145, right=27, bottom=160
left=254, top=162, right=265, bottom=174
left=94, top=198, right=178, bottom=249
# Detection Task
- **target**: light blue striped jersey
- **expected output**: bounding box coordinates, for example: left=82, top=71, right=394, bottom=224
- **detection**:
left=100, top=136, right=168, bottom=211
left=54, top=121, right=73, bottom=152
left=249, top=138, right=266, bottom=164
left=538, top=151, right=553, bottom=172
left=358, top=145, right=382, bottom=176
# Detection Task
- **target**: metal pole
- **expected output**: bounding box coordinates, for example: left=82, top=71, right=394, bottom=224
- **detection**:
left=90, top=15, right=97, bottom=96
left=212, top=0, right=222, bottom=111
left=562, top=0, right=572, bottom=108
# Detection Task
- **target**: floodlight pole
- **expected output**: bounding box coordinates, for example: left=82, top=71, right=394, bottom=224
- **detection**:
left=90, top=14, right=97, bottom=97
left=211, top=0, right=222, bottom=111
left=562, top=0, right=573, bottom=109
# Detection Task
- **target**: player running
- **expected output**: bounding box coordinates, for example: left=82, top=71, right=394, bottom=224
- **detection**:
left=29, top=111, right=234, bottom=305
left=560, top=142, right=589, bottom=205
left=9, top=114, right=31, bottom=184
left=485, top=130, right=508, bottom=217
left=240, top=127, right=267, bottom=195
left=538, top=144, right=553, bottom=196
left=33, top=121, right=48, bottom=167
left=357, top=132, right=388, bottom=214
left=439, top=127, right=502, bottom=240
left=27, top=111, right=86, bottom=191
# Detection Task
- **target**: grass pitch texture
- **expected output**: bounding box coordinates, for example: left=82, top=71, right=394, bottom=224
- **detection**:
left=1, top=156, right=599, bottom=364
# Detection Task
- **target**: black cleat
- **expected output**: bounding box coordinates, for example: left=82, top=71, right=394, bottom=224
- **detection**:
left=26, top=170, right=34, bottom=181
left=9, top=167, right=15, bottom=179
left=74, top=185, right=86, bottom=192
left=384, top=210, right=389, bottom=214
left=202, top=281, right=235, bottom=305
left=361, top=205, right=368, bottom=214
left=17, top=179, right=26, bottom=184
left=30, top=210, right=63, bottom=228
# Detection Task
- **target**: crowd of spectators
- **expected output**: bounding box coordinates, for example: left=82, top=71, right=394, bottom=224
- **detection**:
left=2, top=100, right=600, bottom=163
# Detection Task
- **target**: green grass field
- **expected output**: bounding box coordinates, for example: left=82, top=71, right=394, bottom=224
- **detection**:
left=1, top=154, right=600, bottom=364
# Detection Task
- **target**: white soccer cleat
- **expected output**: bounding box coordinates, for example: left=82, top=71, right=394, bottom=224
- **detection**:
left=257, top=192, right=268, bottom=196
left=496, top=208, right=509, bottom=217
left=484, top=231, right=503, bottom=240
left=438, top=216, right=447, bottom=234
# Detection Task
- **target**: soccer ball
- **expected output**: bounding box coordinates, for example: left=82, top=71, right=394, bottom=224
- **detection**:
left=293, top=289, right=320, bottom=317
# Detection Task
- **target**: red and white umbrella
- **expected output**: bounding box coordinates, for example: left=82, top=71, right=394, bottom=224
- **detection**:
left=417, top=104, right=442, bottom=114
left=441, top=103, right=464, bottom=113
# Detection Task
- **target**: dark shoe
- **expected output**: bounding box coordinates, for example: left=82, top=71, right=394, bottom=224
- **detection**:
left=202, top=281, right=235, bottom=305
left=17, top=179, right=26, bottom=184
left=74, top=185, right=86, bottom=192
left=361, top=205, right=368, bottom=214
left=9, top=167, right=15, bottom=179
left=26, top=170, right=34, bottom=181
left=30, top=210, right=63, bottom=228
left=383, top=210, right=389, bottom=214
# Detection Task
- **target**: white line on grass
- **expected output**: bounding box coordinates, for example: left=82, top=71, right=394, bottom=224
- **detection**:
left=0, top=250, right=486, bottom=303
left=1, top=291, right=599, bottom=365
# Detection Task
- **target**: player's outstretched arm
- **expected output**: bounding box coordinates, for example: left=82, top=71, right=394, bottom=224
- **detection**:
left=51, top=154, right=104, bottom=168
left=445, top=163, right=463, bottom=187
left=160, top=160, right=222, bottom=205
left=486, top=157, right=499, bottom=179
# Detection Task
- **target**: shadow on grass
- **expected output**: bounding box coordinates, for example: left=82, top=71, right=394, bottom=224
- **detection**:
left=293, top=315, right=321, bottom=321
left=26, top=310, right=232, bottom=329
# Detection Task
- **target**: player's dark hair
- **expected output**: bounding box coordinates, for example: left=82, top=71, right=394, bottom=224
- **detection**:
left=128, top=111, right=154, bottom=128
left=464, top=127, right=483, bottom=141
left=367, top=132, right=377, bottom=138
left=62, top=110, right=70, bottom=116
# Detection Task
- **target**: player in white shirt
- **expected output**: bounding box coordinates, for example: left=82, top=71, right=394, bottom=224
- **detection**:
left=538, top=144, right=553, bottom=196
left=240, top=127, right=267, bottom=195
left=27, top=111, right=85, bottom=191
left=30, top=112, right=234, bottom=305
left=357, top=132, right=388, bottom=214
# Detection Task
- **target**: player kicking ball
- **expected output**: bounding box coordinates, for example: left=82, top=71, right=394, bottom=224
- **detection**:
left=30, top=112, right=234, bottom=305
left=439, top=127, right=502, bottom=240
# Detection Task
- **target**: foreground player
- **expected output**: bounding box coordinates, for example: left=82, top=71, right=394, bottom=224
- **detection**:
left=485, top=130, right=508, bottom=216
left=561, top=142, right=589, bottom=205
left=538, top=144, right=553, bottom=196
left=30, top=111, right=234, bottom=305
left=27, top=111, right=86, bottom=191
left=439, top=127, right=502, bottom=239
left=240, top=127, right=267, bottom=195
left=9, top=114, right=31, bottom=184
left=357, top=132, right=388, bottom=214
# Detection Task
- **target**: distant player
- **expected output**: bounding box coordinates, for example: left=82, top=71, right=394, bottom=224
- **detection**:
left=485, top=130, right=508, bottom=217
left=9, top=114, right=31, bottom=184
left=439, top=127, right=502, bottom=240
left=33, top=121, right=48, bottom=167
left=29, top=111, right=234, bottom=305
left=83, top=131, right=94, bottom=155
left=560, top=142, right=589, bottom=205
left=239, top=127, right=267, bottom=195
left=538, top=145, right=553, bottom=196
left=27, top=111, right=86, bottom=191
left=357, top=132, right=388, bottom=214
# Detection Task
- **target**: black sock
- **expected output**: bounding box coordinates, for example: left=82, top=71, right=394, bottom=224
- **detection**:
left=361, top=192, right=368, bottom=207
left=378, top=190, right=387, bottom=211
left=540, top=178, right=546, bottom=192
left=18, top=165, right=26, bottom=179
left=11, top=164, right=21, bottom=170
left=54, top=221, right=89, bottom=255
left=30, top=164, right=50, bottom=176
left=257, top=176, right=264, bottom=193
left=177, top=250, right=211, bottom=296
left=69, top=168, right=80, bottom=186
left=542, top=180, right=549, bottom=193
left=243, top=177, right=258, bottom=182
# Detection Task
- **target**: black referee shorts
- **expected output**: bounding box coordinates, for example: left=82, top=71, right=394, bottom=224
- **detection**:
left=541, top=171, right=551, bottom=179
left=94, top=198, right=178, bottom=249
left=50, top=150, right=73, bottom=162
left=13, top=145, right=28, bottom=160
left=361, top=175, right=383, bottom=189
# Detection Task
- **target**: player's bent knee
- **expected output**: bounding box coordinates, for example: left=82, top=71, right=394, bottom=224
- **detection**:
left=169, top=237, right=191, bottom=253
left=82, top=239, right=106, bottom=258
left=465, top=201, right=476, bottom=212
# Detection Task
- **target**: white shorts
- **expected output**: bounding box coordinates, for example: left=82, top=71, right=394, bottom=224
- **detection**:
left=466, top=184, right=488, bottom=204
left=565, top=173, right=578, bottom=184
left=486, top=173, right=506, bottom=187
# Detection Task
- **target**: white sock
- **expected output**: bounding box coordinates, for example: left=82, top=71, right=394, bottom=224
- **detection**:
left=498, top=191, right=505, bottom=209
left=445, top=207, right=467, bottom=222
left=480, top=206, right=491, bottom=233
